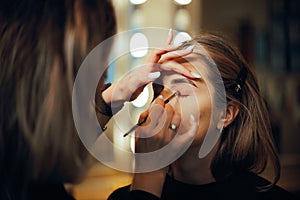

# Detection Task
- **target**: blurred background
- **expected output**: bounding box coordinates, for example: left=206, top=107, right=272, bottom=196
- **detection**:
left=68, top=0, right=300, bottom=199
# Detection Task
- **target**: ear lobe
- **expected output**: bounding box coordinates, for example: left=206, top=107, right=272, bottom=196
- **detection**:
left=217, top=103, right=240, bottom=130
left=223, top=103, right=240, bottom=128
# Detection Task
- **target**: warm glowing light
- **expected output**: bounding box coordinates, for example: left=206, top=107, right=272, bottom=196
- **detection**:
left=131, top=86, right=150, bottom=108
left=130, top=32, right=149, bottom=58
left=174, top=8, right=191, bottom=30
left=130, top=0, right=147, bottom=5
left=174, top=0, right=192, bottom=5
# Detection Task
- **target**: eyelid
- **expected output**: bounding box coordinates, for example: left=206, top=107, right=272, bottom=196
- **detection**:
left=171, top=78, right=198, bottom=88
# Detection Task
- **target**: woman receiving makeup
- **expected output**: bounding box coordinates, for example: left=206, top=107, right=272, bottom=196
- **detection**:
left=105, top=33, right=298, bottom=200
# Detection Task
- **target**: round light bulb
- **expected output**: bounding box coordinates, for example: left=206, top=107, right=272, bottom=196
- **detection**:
left=174, top=0, right=192, bottom=5
left=173, top=32, right=192, bottom=46
left=130, top=0, right=147, bottom=5
left=131, top=86, right=150, bottom=108
left=130, top=32, right=149, bottom=58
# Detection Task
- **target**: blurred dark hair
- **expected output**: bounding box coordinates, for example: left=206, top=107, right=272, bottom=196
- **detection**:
left=0, top=0, right=116, bottom=199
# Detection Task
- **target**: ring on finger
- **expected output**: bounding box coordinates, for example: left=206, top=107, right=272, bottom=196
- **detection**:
left=169, top=124, right=177, bottom=131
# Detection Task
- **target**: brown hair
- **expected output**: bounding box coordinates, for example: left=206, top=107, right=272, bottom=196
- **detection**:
left=0, top=0, right=116, bottom=198
left=181, top=33, right=280, bottom=189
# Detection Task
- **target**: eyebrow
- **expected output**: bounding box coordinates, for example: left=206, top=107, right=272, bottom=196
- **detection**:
left=171, top=78, right=198, bottom=88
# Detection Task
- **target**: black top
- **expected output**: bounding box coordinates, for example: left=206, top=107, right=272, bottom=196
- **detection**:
left=108, top=172, right=299, bottom=200
left=27, top=182, right=75, bottom=200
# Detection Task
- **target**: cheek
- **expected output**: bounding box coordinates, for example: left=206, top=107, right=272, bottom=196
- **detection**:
left=177, top=94, right=212, bottom=145
left=194, top=97, right=212, bottom=146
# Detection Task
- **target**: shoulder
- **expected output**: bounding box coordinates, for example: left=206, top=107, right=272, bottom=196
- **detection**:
left=257, top=181, right=299, bottom=200
left=263, top=185, right=299, bottom=200
left=242, top=173, right=299, bottom=200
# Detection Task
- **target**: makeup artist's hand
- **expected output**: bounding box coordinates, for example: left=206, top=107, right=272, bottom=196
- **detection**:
left=130, top=96, right=198, bottom=198
left=134, top=96, right=197, bottom=158
left=102, top=29, right=200, bottom=107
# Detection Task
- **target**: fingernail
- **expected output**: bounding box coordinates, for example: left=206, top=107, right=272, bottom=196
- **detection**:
left=168, top=28, right=172, bottom=36
left=158, top=95, right=164, bottom=99
left=191, top=72, right=201, bottom=78
left=190, top=114, right=195, bottom=121
left=185, top=45, right=194, bottom=51
left=148, top=71, right=161, bottom=79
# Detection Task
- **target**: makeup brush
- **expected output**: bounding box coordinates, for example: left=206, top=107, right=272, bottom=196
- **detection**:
left=123, top=91, right=179, bottom=137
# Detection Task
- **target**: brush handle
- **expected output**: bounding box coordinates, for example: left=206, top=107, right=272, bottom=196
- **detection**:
left=123, top=117, right=147, bottom=137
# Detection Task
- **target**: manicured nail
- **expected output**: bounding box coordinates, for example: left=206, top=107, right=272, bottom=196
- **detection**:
left=185, top=45, right=194, bottom=51
left=148, top=71, right=161, bottom=79
left=191, top=72, right=201, bottom=78
left=168, top=28, right=172, bottom=36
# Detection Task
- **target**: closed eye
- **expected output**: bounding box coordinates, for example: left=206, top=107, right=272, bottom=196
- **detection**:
left=170, top=78, right=197, bottom=98
left=177, top=93, right=189, bottom=98
left=171, top=78, right=198, bottom=88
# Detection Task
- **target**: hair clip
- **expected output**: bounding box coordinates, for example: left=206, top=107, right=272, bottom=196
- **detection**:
left=235, top=66, right=248, bottom=93
left=235, top=84, right=242, bottom=93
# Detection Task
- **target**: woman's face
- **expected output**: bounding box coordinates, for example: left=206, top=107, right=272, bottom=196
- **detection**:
left=159, top=55, right=212, bottom=147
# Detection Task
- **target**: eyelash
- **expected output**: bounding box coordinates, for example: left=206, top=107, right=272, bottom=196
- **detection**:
left=176, top=92, right=189, bottom=98
left=179, top=95, right=189, bottom=98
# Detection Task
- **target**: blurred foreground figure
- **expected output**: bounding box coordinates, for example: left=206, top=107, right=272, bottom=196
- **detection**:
left=0, top=0, right=116, bottom=199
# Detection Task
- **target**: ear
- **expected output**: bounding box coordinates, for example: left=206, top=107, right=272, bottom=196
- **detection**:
left=217, top=103, right=240, bottom=129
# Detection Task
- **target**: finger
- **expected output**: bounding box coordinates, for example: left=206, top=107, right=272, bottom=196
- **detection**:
left=147, top=45, right=181, bottom=64
left=150, top=94, right=164, bottom=107
left=162, top=104, right=176, bottom=142
left=127, top=65, right=160, bottom=101
left=159, top=60, right=201, bottom=79
left=163, top=104, right=175, bottom=131
left=147, top=97, right=165, bottom=126
left=172, top=114, right=197, bottom=149
left=159, top=46, right=194, bottom=63
left=137, top=94, right=163, bottom=122
left=169, top=110, right=181, bottom=132
left=165, top=28, right=173, bottom=45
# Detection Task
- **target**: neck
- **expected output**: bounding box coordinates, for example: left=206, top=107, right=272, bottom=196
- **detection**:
left=169, top=145, right=217, bottom=185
